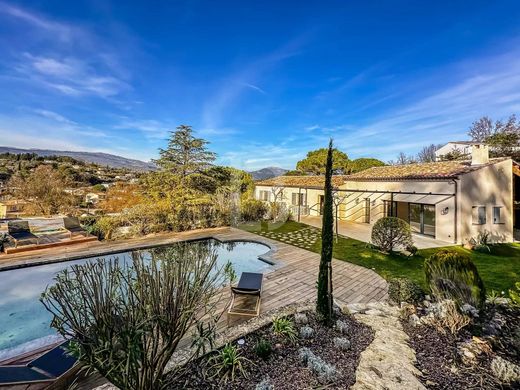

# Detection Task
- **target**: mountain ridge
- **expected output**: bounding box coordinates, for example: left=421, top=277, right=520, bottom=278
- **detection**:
left=249, top=166, right=288, bottom=180
left=0, top=146, right=156, bottom=171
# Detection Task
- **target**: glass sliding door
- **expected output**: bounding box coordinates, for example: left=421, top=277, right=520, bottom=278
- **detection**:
left=409, top=203, right=436, bottom=237
left=423, top=205, right=436, bottom=236
left=409, top=204, right=422, bottom=234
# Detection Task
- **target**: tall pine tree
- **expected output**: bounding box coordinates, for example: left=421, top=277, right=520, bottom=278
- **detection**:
left=316, top=139, right=334, bottom=325
left=154, top=125, right=216, bottom=177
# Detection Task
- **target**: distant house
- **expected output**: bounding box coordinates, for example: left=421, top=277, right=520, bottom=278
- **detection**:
left=435, top=141, right=480, bottom=161
left=255, top=145, right=519, bottom=244
left=0, top=199, right=26, bottom=219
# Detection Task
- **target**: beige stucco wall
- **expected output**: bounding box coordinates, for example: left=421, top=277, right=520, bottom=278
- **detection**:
left=338, top=180, right=457, bottom=243
left=458, top=159, right=514, bottom=244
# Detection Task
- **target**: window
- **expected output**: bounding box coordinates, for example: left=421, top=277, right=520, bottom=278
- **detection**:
left=472, top=206, right=486, bottom=225
left=383, top=200, right=397, bottom=217
left=493, top=206, right=503, bottom=224
left=258, top=190, right=270, bottom=201
left=291, top=193, right=306, bottom=206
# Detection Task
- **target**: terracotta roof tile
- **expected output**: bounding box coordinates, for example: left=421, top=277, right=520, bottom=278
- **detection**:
left=346, top=158, right=508, bottom=181
left=255, top=175, right=348, bottom=188
left=256, top=158, right=509, bottom=187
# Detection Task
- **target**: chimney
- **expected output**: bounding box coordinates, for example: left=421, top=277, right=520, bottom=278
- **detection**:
left=471, top=144, right=489, bottom=165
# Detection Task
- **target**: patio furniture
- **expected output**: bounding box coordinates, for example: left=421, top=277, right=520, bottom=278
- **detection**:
left=227, top=272, right=263, bottom=325
left=0, top=342, right=77, bottom=387
left=7, top=221, right=39, bottom=248
left=63, top=217, right=88, bottom=238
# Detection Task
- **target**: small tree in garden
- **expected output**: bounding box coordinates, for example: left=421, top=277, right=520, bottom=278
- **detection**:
left=316, top=139, right=334, bottom=325
left=41, top=243, right=227, bottom=390
left=371, top=217, right=413, bottom=253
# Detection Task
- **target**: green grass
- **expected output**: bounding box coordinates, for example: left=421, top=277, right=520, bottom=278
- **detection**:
left=238, top=221, right=520, bottom=294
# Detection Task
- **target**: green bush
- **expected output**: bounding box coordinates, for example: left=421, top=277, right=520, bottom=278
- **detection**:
left=388, top=277, right=425, bottom=305
left=424, top=249, right=486, bottom=308
left=254, top=339, right=273, bottom=360
left=371, top=217, right=413, bottom=253
left=509, top=282, right=520, bottom=306
left=209, top=344, right=250, bottom=382
left=240, top=199, right=268, bottom=221
left=272, top=316, right=297, bottom=342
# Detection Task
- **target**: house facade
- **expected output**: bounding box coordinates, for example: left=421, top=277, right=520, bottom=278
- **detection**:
left=255, top=147, right=519, bottom=244
left=435, top=141, right=479, bottom=161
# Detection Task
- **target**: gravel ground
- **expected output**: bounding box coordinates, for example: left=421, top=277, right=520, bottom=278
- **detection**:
left=402, top=322, right=505, bottom=390
left=169, top=311, right=374, bottom=389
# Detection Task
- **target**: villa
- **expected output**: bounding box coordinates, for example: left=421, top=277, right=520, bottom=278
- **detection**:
left=255, top=145, right=520, bottom=245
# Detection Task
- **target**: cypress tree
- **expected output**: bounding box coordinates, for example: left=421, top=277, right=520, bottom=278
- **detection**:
left=316, top=139, right=334, bottom=325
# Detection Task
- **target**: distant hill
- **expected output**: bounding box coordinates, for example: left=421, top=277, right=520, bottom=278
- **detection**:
left=249, top=166, right=288, bottom=180
left=0, top=146, right=156, bottom=171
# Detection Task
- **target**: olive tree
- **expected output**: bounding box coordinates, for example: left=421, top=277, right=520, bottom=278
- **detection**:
left=371, top=217, right=413, bottom=253
left=41, top=243, right=228, bottom=390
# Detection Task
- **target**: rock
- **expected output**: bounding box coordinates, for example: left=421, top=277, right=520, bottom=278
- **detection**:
left=491, top=356, right=520, bottom=384
left=409, top=314, right=421, bottom=327
left=460, top=304, right=479, bottom=318
left=365, top=309, right=385, bottom=316
left=347, top=303, right=368, bottom=314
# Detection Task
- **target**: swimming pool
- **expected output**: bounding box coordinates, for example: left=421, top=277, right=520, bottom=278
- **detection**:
left=0, top=239, right=271, bottom=361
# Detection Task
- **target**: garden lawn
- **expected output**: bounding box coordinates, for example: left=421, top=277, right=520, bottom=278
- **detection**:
left=238, top=221, right=520, bottom=294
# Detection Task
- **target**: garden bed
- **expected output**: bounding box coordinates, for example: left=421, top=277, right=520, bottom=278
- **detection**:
left=169, top=310, right=374, bottom=389
left=401, top=301, right=520, bottom=389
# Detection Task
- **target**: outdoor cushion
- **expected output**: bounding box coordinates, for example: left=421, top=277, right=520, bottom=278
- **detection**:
left=235, top=272, right=263, bottom=292
left=7, top=220, right=31, bottom=234
left=0, top=366, right=53, bottom=385
left=63, top=217, right=81, bottom=230
left=29, top=342, right=77, bottom=378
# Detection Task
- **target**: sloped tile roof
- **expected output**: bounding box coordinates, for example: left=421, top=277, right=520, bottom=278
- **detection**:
left=256, top=158, right=510, bottom=187
left=256, top=175, right=348, bottom=188
left=347, top=158, right=508, bottom=181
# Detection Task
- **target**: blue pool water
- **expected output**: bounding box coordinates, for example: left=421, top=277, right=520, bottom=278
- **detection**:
left=0, top=239, right=271, bottom=360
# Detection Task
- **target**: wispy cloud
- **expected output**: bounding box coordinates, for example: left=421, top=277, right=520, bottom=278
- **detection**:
left=114, top=118, right=172, bottom=140
left=15, top=53, right=131, bottom=98
left=202, top=35, right=309, bottom=130
left=0, top=1, right=72, bottom=40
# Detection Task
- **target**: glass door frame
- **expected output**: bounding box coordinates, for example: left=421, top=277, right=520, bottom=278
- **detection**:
left=408, top=203, right=436, bottom=237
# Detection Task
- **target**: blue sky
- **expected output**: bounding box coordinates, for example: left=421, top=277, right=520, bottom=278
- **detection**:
left=1, top=1, right=520, bottom=170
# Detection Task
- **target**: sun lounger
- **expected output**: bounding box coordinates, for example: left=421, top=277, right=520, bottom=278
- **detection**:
left=227, top=272, right=263, bottom=325
left=0, top=342, right=77, bottom=387
left=7, top=220, right=39, bottom=248
left=63, top=217, right=89, bottom=238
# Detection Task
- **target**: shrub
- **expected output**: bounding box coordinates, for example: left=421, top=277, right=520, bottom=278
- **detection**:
left=255, top=377, right=275, bottom=390
left=388, top=278, right=425, bottom=305
left=241, top=199, right=268, bottom=221
left=300, top=326, right=315, bottom=339
left=272, top=316, right=298, bottom=342
left=209, top=344, right=250, bottom=382
left=298, top=347, right=338, bottom=384
left=294, top=313, right=308, bottom=324
left=371, top=217, right=413, bottom=253
left=40, top=244, right=227, bottom=390
left=472, top=231, right=491, bottom=253
left=509, top=282, right=520, bottom=306
left=92, top=215, right=121, bottom=240
left=424, top=249, right=486, bottom=308
left=335, top=320, right=349, bottom=335
left=254, top=339, right=273, bottom=360
left=406, top=244, right=418, bottom=257
left=333, top=337, right=351, bottom=351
